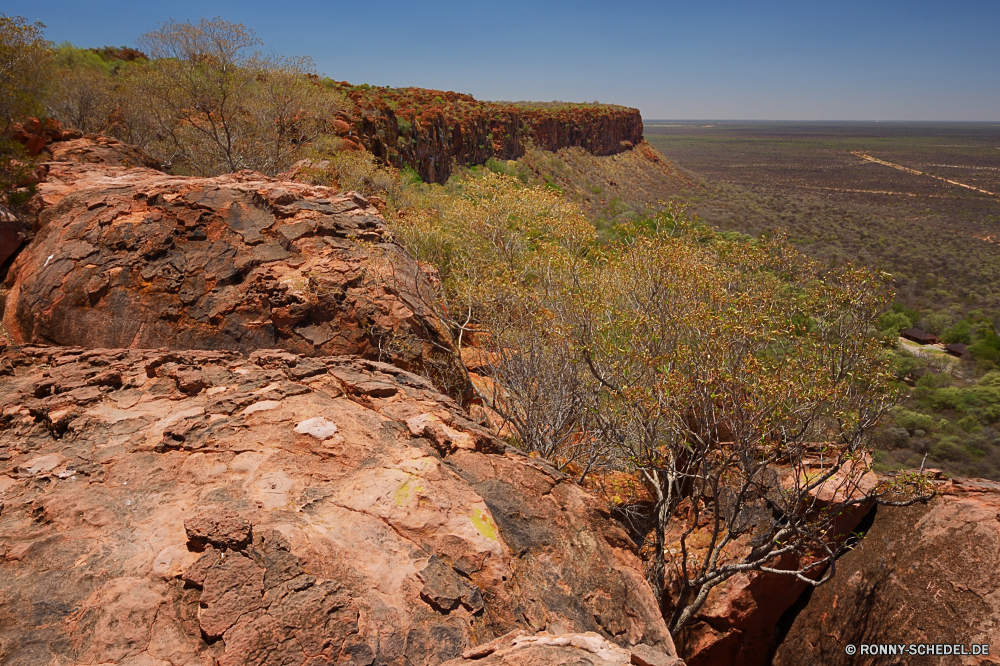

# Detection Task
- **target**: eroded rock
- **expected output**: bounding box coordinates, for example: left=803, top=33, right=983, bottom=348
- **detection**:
left=0, top=345, right=678, bottom=665
left=2, top=147, right=461, bottom=387
left=442, top=631, right=683, bottom=666
left=773, top=477, right=1000, bottom=666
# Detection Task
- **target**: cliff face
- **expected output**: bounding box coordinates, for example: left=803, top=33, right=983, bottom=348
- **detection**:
left=332, top=84, right=643, bottom=183
left=519, top=105, right=642, bottom=156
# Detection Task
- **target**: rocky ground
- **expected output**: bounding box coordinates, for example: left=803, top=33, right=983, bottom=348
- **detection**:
left=0, top=131, right=680, bottom=666
left=3, top=128, right=1000, bottom=666
left=0, top=345, right=679, bottom=665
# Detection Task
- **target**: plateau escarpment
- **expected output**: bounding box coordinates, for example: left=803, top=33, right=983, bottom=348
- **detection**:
left=330, top=84, right=644, bottom=183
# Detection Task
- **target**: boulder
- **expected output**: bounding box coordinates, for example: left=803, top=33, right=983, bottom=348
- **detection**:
left=2, top=153, right=459, bottom=382
left=46, top=134, right=162, bottom=170
left=0, top=345, right=679, bottom=665
left=442, top=631, right=683, bottom=666
left=773, top=477, right=1000, bottom=665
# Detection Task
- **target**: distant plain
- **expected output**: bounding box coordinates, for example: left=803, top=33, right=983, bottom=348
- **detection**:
left=645, top=122, right=1000, bottom=478
left=644, top=121, right=1000, bottom=316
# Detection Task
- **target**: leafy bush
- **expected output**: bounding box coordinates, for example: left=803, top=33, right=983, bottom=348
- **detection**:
left=879, top=310, right=913, bottom=336
left=46, top=44, right=121, bottom=134
left=388, top=171, right=921, bottom=637
left=942, top=319, right=972, bottom=344
left=0, top=15, right=51, bottom=125
left=305, top=144, right=407, bottom=209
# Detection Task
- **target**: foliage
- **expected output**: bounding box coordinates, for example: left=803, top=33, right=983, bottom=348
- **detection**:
left=388, top=172, right=931, bottom=637
left=119, top=18, right=345, bottom=176
left=36, top=18, right=348, bottom=177
left=0, top=15, right=51, bottom=126
left=299, top=138, right=409, bottom=210
left=878, top=310, right=914, bottom=337
left=45, top=44, right=121, bottom=134
left=0, top=15, right=51, bottom=204
left=879, top=341, right=1000, bottom=479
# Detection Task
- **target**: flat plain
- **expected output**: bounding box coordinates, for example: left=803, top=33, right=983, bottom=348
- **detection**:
left=644, top=121, right=1000, bottom=316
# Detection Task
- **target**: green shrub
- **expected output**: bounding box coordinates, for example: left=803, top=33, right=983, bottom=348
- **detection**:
left=879, top=310, right=914, bottom=336
left=930, top=437, right=969, bottom=463
left=890, top=408, right=935, bottom=433
left=943, top=319, right=972, bottom=344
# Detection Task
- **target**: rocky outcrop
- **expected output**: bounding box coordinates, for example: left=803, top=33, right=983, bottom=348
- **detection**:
left=660, top=458, right=877, bottom=666
left=1, top=153, right=459, bottom=382
left=45, top=134, right=164, bottom=171
left=520, top=105, right=644, bottom=156
left=330, top=84, right=643, bottom=183
left=5, top=117, right=83, bottom=157
left=0, top=344, right=679, bottom=665
left=442, top=631, right=683, bottom=666
left=773, top=477, right=1000, bottom=665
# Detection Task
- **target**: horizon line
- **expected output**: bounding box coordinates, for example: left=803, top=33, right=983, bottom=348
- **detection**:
left=643, top=119, right=1000, bottom=123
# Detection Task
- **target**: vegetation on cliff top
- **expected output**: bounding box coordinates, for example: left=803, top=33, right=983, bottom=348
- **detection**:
left=380, top=167, right=930, bottom=635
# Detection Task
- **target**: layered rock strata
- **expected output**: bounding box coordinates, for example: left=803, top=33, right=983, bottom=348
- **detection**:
left=331, top=85, right=644, bottom=183
left=0, top=345, right=679, bottom=665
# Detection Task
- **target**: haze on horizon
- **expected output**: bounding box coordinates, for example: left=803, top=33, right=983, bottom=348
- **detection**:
left=12, top=0, right=1000, bottom=122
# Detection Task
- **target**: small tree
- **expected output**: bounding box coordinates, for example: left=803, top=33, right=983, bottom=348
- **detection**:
left=388, top=176, right=933, bottom=639
left=0, top=14, right=50, bottom=127
left=46, top=45, right=120, bottom=134
left=125, top=17, right=343, bottom=175
left=571, top=227, right=932, bottom=634
left=0, top=14, right=51, bottom=203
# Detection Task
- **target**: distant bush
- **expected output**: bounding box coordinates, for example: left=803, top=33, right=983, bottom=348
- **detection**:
left=0, top=14, right=50, bottom=125
left=879, top=310, right=914, bottom=336
left=46, top=44, right=120, bottom=134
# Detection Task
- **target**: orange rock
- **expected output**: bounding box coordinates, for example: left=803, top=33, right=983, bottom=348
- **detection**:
left=0, top=346, right=680, bottom=664
left=774, top=478, right=1000, bottom=664
left=2, top=135, right=462, bottom=388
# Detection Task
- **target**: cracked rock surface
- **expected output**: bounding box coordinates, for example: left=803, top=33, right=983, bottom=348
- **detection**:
left=441, top=630, right=683, bottom=666
left=0, top=345, right=677, bottom=665
left=2, top=152, right=458, bottom=380
left=773, top=478, right=1000, bottom=666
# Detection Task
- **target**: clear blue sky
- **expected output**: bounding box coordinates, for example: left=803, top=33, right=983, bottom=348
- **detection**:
left=12, top=0, right=1000, bottom=120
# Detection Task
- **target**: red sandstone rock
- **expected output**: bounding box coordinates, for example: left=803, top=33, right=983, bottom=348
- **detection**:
left=1, top=148, right=461, bottom=386
left=335, top=85, right=644, bottom=184
left=46, top=134, right=163, bottom=170
left=662, top=455, right=877, bottom=666
left=773, top=477, right=1000, bottom=666
left=0, top=345, right=679, bottom=665
left=6, top=118, right=89, bottom=159
left=442, top=631, right=683, bottom=666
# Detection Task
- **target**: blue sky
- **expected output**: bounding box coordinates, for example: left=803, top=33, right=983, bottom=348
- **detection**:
left=12, top=0, right=1000, bottom=120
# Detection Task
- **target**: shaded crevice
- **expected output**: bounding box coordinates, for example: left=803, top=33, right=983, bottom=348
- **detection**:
left=768, top=503, right=879, bottom=664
